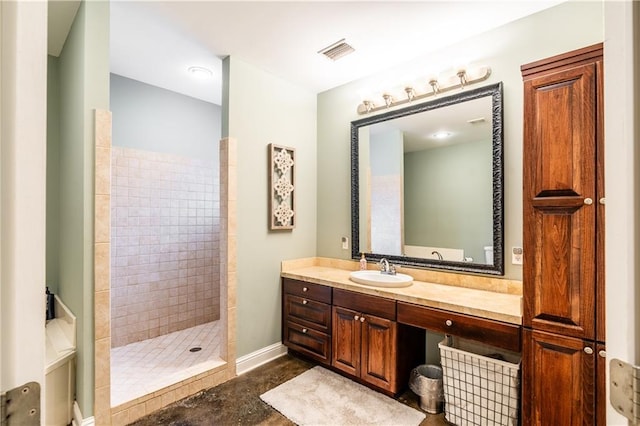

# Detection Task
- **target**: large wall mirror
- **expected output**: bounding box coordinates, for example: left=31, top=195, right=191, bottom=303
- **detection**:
left=351, top=82, right=504, bottom=275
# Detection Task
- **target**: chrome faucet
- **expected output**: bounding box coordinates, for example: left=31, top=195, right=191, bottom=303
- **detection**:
left=379, top=258, right=396, bottom=275
left=431, top=250, right=444, bottom=260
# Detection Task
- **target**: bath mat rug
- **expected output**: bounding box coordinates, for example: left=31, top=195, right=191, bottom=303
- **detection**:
left=260, top=366, right=426, bottom=425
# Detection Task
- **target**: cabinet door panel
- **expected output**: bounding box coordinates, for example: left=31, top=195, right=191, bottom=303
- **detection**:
left=522, top=329, right=595, bottom=425
left=524, top=64, right=596, bottom=197
left=523, top=63, right=597, bottom=340
left=332, top=306, right=360, bottom=377
left=360, top=315, right=396, bottom=392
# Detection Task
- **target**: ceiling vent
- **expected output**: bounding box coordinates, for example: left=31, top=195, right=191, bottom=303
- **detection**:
left=318, top=38, right=355, bottom=61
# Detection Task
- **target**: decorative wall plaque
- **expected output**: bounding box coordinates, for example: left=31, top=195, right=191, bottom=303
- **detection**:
left=269, top=144, right=295, bottom=230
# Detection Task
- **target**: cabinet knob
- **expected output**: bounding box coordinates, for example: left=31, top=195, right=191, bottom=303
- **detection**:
left=599, top=350, right=606, bottom=358
left=360, top=316, right=365, bottom=322
left=354, top=315, right=360, bottom=321
left=302, top=328, right=308, bottom=334
left=302, top=299, right=308, bottom=305
left=445, top=319, right=453, bottom=327
left=583, top=346, right=594, bottom=355
left=599, top=197, right=605, bottom=205
left=302, top=287, right=308, bottom=292
left=584, top=198, right=593, bottom=205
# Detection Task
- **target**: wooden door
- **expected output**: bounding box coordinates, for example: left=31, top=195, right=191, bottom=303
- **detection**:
left=332, top=306, right=361, bottom=377
left=360, top=314, right=397, bottom=392
left=522, top=329, right=595, bottom=425
left=523, top=62, right=598, bottom=340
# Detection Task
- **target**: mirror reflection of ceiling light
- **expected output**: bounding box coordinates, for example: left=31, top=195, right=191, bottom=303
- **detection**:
left=433, top=131, right=452, bottom=139
left=467, top=117, right=486, bottom=124
left=187, top=66, right=213, bottom=79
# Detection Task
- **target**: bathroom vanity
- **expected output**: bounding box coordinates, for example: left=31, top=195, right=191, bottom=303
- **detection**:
left=281, top=257, right=522, bottom=395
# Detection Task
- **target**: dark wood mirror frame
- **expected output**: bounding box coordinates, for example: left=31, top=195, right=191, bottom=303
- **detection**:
left=351, top=82, right=504, bottom=275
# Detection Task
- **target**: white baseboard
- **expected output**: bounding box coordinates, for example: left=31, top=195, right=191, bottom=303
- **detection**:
left=236, top=342, right=287, bottom=375
left=72, top=401, right=95, bottom=426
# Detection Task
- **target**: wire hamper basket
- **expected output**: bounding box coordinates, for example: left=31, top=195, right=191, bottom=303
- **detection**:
left=439, top=337, right=521, bottom=426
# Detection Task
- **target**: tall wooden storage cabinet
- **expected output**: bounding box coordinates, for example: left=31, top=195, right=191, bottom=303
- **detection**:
left=521, top=44, right=606, bottom=425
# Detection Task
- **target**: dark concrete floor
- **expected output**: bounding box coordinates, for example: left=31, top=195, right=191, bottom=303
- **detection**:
left=130, top=353, right=451, bottom=426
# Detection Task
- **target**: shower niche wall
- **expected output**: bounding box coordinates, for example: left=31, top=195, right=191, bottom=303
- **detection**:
left=109, top=73, right=223, bottom=406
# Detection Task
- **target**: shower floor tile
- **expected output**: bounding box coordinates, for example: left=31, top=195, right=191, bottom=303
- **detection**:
left=111, top=321, right=225, bottom=407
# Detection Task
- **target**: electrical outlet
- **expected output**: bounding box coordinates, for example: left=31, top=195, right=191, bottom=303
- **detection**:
left=341, top=236, right=349, bottom=250
left=512, top=247, right=523, bottom=265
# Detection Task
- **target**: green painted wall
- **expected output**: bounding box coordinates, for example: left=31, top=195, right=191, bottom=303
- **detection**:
left=224, top=57, right=317, bottom=357
left=56, top=0, right=109, bottom=417
left=46, top=56, right=60, bottom=293
left=110, top=73, right=221, bottom=160
left=404, top=139, right=493, bottom=263
left=317, top=1, right=604, bottom=280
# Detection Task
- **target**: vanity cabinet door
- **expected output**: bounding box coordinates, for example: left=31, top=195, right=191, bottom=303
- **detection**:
left=522, top=329, right=595, bottom=425
left=522, top=60, right=598, bottom=340
left=332, top=306, right=361, bottom=377
left=332, top=306, right=399, bottom=393
left=360, top=313, right=397, bottom=391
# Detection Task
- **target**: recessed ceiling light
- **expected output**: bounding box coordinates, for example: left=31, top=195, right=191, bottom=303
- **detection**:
left=187, top=66, right=213, bottom=79
left=432, top=131, right=452, bottom=139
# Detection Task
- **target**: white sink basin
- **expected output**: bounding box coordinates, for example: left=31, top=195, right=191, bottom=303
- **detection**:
left=349, top=270, right=413, bottom=288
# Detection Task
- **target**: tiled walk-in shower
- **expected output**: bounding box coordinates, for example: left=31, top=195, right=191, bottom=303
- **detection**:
left=111, top=321, right=225, bottom=406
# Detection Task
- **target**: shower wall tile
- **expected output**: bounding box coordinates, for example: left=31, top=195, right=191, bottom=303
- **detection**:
left=111, top=146, right=220, bottom=347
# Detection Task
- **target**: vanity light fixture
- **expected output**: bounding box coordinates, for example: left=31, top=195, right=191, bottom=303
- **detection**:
left=428, top=78, right=440, bottom=96
left=363, top=100, right=375, bottom=113
left=457, top=69, right=468, bottom=88
left=187, top=66, right=213, bottom=79
left=357, top=65, right=491, bottom=115
left=404, top=87, right=416, bottom=102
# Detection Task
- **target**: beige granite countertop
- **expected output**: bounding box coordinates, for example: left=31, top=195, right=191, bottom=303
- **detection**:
left=281, top=257, right=522, bottom=325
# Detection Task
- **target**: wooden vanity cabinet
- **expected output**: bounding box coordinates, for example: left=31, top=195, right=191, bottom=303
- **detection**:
left=332, top=289, right=424, bottom=395
left=521, top=44, right=605, bottom=425
left=282, top=278, right=332, bottom=365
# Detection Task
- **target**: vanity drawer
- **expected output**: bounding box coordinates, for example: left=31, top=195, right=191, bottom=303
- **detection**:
left=333, top=288, right=396, bottom=321
left=283, top=278, right=332, bottom=304
left=284, top=294, right=331, bottom=333
left=397, top=302, right=521, bottom=352
left=284, top=320, right=331, bottom=364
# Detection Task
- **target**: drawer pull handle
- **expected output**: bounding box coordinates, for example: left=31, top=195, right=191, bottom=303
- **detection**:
left=584, top=346, right=594, bottom=355
left=302, top=328, right=308, bottom=334
left=302, top=299, right=308, bottom=305
left=598, top=350, right=606, bottom=358
left=599, top=197, right=605, bottom=205
left=354, top=315, right=360, bottom=321
left=360, top=316, right=365, bottom=322
left=445, top=319, right=453, bottom=327
left=302, top=287, right=308, bottom=292
left=584, top=198, right=593, bottom=205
